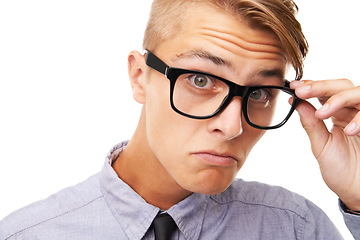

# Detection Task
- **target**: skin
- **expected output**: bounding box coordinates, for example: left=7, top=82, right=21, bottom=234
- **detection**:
left=115, top=2, right=360, bottom=212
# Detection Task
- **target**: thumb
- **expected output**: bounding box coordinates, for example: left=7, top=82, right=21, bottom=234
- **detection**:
left=295, top=100, right=330, bottom=158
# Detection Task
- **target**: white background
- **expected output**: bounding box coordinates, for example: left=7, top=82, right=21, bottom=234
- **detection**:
left=0, top=1, right=359, bottom=239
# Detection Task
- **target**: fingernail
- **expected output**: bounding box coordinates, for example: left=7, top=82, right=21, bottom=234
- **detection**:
left=345, top=122, right=357, bottom=134
left=290, top=80, right=305, bottom=87
left=299, top=84, right=311, bottom=91
left=298, top=80, right=305, bottom=85
left=318, top=103, right=329, bottom=112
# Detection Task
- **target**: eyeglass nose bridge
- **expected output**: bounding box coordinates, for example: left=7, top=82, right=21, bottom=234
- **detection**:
left=215, top=83, right=250, bottom=117
left=233, top=83, right=250, bottom=98
left=225, top=82, right=250, bottom=104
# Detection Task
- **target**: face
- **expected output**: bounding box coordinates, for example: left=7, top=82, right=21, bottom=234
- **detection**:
left=136, top=3, right=287, bottom=195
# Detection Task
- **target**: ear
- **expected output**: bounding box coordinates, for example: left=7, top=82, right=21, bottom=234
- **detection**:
left=128, top=50, right=147, bottom=104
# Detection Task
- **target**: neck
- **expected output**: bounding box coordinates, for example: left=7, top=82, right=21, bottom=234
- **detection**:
left=112, top=113, right=191, bottom=210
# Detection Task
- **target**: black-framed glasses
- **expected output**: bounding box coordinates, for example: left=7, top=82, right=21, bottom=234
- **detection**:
left=145, top=50, right=302, bottom=130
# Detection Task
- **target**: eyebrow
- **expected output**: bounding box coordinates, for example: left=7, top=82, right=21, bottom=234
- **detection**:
left=171, top=49, right=285, bottom=83
left=171, top=50, right=235, bottom=70
left=256, top=68, right=285, bottom=81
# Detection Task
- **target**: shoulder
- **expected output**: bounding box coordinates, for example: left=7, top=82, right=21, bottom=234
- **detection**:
left=0, top=173, right=103, bottom=240
left=211, top=178, right=335, bottom=225
left=213, top=179, right=305, bottom=206
left=201, top=179, right=343, bottom=239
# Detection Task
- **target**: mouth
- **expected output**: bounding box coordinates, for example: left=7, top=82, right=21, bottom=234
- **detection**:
left=191, top=151, right=239, bottom=167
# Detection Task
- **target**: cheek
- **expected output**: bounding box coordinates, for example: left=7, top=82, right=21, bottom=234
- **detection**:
left=144, top=72, right=205, bottom=153
left=144, top=80, right=209, bottom=184
left=144, top=79, right=190, bottom=164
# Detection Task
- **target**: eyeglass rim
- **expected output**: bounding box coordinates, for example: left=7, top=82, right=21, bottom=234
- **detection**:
left=144, top=50, right=302, bottom=130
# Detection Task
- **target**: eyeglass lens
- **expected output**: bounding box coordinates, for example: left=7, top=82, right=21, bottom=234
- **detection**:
left=246, top=88, right=293, bottom=127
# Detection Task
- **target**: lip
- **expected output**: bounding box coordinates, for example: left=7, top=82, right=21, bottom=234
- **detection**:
left=191, top=151, right=239, bottom=167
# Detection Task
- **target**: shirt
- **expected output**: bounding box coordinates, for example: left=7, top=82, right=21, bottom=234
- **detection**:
left=0, top=141, right=359, bottom=240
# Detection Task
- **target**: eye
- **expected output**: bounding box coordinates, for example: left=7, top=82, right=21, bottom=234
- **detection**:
left=190, top=74, right=213, bottom=88
left=249, top=89, right=270, bottom=102
left=188, top=74, right=215, bottom=90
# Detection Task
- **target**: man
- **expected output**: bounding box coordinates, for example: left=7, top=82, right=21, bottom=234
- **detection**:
left=1, top=0, right=360, bottom=239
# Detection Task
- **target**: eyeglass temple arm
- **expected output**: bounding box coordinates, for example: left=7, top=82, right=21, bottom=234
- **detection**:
left=284, top=80, right=291, bottom=88
left=145, top=50, right=169, bottom=75
left=284, top=79, right=303, bottom=108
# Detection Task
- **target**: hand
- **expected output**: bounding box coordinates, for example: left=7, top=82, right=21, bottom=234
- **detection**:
left=290, top=79, right=360, bottom=211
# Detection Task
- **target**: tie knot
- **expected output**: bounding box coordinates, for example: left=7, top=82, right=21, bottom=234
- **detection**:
left=152, top=212, right=177, bottom=240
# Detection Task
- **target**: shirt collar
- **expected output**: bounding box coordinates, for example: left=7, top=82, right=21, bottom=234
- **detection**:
left=168, top=192, right=208, bottom=239
left=100, top=141, right=208, bottom=239
left=100, top=142, right=158, bottom=239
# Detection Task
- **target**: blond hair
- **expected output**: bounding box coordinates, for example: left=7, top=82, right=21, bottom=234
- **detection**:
left=143, top=0, right=308, bottom=80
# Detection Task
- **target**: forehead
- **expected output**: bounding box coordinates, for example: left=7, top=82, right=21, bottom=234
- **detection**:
left=155, top=2, right=287, bottom=83
left=189, top=3, right=283, bottom=51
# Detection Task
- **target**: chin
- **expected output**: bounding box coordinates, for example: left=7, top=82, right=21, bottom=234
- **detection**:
left=175, top=165, right=239, bottom=195
left=193, top=184, right=231, bottom=195
left=185, top=175, right=235, bottom=195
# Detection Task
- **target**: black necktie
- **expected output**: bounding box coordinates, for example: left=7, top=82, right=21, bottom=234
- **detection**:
left=152, top=212, right=177, bottom=240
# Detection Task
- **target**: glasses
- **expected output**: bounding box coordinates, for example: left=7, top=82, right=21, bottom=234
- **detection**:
left=145, top=50, right=302, bottom=130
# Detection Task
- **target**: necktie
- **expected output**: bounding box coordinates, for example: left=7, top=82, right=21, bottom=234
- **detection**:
left=152, top=212, right=177, bottom=240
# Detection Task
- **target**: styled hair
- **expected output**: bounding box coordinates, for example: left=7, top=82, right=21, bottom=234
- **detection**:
left=143, top=0, right=308, bottom=80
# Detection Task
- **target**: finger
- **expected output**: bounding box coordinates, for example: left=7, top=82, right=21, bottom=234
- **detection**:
left=315, top=86, right=360, bottom=120
left=289, top=79, right=311, bottom=88
left=291, top=79, right=355, bottom=100
left=344, top=111, right=360, bottom=136
left=295, top=100, right=330, bottom=158
left=329, top=107, right=358, bottom=127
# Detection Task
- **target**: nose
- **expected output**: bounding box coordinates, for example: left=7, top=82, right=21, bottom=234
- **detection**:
left=207, top=97, right=243, bottom=140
